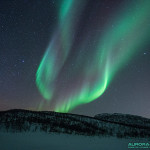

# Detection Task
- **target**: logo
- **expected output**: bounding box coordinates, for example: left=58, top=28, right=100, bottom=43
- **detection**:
left=128, top=143, right=150, bottom=149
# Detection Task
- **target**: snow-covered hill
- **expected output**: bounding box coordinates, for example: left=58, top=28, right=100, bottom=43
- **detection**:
left=0, top=109, right=150, bottom=138
left=95, top=113, right=150, bottom=129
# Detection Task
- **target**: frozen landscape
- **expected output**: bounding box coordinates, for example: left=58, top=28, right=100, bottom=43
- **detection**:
left=1, top=132, right=149, bottom=150
left=0, top=109, right=150, bottom=150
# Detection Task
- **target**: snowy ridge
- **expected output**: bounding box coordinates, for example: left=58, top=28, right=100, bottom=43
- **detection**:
left=0, top=109, right=150, bottom=138
left=95, top=113, right=150, bottom=129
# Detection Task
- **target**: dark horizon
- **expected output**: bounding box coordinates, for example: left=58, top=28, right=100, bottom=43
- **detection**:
left=1, top=108, right=150, bottom=120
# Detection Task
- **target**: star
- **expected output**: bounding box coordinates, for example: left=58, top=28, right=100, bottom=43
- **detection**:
left=0, top=0, right=150, bottom=118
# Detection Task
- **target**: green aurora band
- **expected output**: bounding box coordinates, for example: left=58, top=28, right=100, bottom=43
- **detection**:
left=36, top=0, right=150, bottom=112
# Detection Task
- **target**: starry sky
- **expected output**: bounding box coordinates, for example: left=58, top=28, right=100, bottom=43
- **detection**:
left=0, top=0, right=150, bottom=118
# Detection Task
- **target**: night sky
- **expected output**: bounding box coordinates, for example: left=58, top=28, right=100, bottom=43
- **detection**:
left=0, top=0, right=150, bottom=118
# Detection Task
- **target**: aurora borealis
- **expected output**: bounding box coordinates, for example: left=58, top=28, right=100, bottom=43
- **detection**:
left=0, top=0, right=150, bottom=117
left=36, top=0, right=150, bottom=112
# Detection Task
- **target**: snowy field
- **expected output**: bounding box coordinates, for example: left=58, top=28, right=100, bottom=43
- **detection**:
left=0, top=132, right=149, bottom=150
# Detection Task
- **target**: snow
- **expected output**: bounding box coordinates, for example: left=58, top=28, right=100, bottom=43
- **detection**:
left=1, top=110, right=150, bottom=138
left=95, top=113, right=150, bottom=128
left=0, top=132, right=149, bottom=150
left=1, top=110, right=150, bottom=149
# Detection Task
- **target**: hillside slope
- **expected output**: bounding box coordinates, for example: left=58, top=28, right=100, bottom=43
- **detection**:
left=0, top=109, right=150, bottom=138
